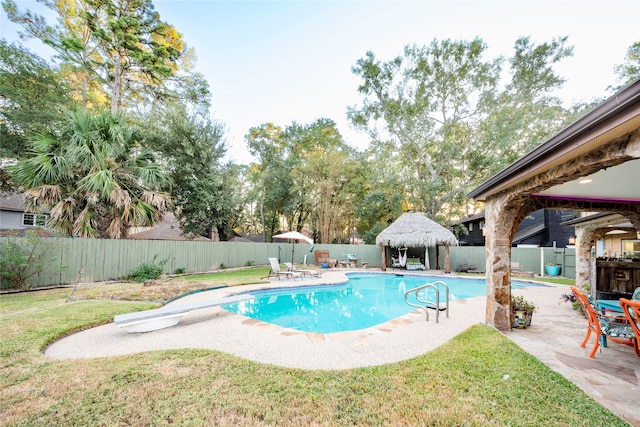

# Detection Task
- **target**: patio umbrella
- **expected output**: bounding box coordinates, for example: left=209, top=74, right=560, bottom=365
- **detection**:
left=273, top=231, right=314, bottom=266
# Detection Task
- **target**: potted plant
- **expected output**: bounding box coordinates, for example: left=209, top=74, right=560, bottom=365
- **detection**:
left=545, top=263, right=561, bottom=276
left=511, top=295, right=536, bottom=328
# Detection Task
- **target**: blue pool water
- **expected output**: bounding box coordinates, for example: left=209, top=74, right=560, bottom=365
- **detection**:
left=222, top=273, right=535, bottom=334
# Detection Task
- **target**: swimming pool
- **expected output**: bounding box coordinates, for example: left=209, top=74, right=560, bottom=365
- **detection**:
left=222, top=273, right=535, bottom=334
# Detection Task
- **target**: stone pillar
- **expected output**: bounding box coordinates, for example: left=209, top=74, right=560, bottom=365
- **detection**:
left=484, top=197, right=517, bottom=331
left=575, top=227, right=592, bottom=289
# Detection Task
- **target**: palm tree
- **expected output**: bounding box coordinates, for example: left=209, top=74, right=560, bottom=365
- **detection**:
left=12, top=109, right=171, bottom=238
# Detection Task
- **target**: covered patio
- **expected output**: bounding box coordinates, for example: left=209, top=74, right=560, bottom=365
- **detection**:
left=468, top=79, right=640, bottom=331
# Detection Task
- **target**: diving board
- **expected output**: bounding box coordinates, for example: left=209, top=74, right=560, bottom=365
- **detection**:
left=114, top=293, right=254, bottom=333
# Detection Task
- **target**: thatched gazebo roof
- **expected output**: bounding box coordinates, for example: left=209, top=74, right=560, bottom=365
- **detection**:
left=376, top=212, right=459, bottom=248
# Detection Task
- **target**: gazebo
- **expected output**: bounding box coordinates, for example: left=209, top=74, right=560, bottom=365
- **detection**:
left=376, top=212, right=459, bottom=272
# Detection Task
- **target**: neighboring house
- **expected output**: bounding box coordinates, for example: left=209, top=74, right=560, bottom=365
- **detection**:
left=226, top=231, right=265, bottom=242
left=0, top=193, right=51, bottom=233
left=454, top=209, right=577, bottom=248
left=127, top=212, right=210, bottom=241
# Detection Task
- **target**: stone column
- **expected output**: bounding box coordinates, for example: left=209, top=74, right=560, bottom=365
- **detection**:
left=574, top=227, right=592, bottom=289
left=484, top=197, right=517, bottom=331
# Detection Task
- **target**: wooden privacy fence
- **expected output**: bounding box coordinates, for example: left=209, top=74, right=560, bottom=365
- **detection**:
left=1, top=235, right=575, bottom=288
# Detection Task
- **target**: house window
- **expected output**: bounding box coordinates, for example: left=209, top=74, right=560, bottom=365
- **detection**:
left=468, top=223, right=473, bottom=232
left=479, top=221, right=485, bottom=230
left=622, top=239, right=640, bottom=259
left=22, top=213, right=48, bottom=227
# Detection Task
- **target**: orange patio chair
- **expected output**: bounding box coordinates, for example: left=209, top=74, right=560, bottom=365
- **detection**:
left=619, top=298, right=640, bottom=357
left=570, top=286, right=635, bottom=358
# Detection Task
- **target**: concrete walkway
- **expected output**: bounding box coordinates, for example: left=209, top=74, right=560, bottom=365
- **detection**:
left=45, top=270, right=640, bottom=426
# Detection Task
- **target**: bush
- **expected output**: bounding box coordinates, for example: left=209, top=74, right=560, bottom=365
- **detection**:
left=173, top=267, right=186, bottom=275
left=0, top=231, right=60, bottom=290
left=125, top=255, right=168, bottom=282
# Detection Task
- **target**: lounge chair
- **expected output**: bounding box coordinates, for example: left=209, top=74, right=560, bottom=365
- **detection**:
left=406, top=257, right=426, bottom=271
left=570, top=286, right=635, bottom=358
left=283, top=262, right=321, bottom=278
left=268, top=258, right=302, bottom=280
left=619, top=298, right=640, bottom=357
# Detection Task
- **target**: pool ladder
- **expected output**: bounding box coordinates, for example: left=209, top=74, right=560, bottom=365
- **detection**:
left=403, top=281, right=449, bottom=323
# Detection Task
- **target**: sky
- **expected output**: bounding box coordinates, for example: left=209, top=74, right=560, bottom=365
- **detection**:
left=2, top=1, right=639, bottom=164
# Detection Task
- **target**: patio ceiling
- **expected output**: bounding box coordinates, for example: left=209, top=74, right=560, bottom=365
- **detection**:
left=468, top=78, right=640, bottom=205
left=534, top=158, right=640, bottom=204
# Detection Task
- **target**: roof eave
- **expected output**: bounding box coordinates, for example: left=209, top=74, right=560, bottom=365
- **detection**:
left=468, top=78, right=640, bottom=201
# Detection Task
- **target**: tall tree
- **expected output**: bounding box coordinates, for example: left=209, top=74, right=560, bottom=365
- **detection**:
left=246, top=119, right=365, bottom=243
left=0, top=40, right=73, bottom=159
left=349, top=38, right=500, bottom=222
left=246, top=122, right=296, bottom=238
left=349, top=37, right=574, bottom=222
left=11, top=109, right=171, bottom=238
left=144, top=105, right=237, bottom=239
left=2, top=0, right=209, bottom=113
left=611, top=40, right=640, bottom=91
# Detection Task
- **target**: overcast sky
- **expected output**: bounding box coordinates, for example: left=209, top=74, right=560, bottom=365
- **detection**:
left=2, top=1, right=639, bottom=163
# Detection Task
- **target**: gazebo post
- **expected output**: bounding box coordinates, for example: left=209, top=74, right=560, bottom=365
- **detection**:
left=381, top=245, right=387, bottom=271
left=445, top=244, right=451, bottom=273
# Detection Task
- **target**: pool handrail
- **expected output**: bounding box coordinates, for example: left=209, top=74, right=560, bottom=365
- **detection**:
left=403, top=281, right=450, bottom=323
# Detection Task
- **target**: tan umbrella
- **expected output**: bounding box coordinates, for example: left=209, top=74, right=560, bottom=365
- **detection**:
left=273, top=231, right=314, bottom=266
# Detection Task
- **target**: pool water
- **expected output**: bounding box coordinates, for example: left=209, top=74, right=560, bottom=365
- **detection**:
left=222, top=273, right=534, bottom=334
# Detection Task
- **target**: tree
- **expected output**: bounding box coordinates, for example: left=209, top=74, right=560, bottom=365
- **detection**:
left=0, top=40, right=73, bottom=159
left=611, top=40, right=640, bottom=91
left=144, top=105, right=238, bottom=239
left=349, top=38, right=500, bottom=222
left=11, top=109, right=171, bottom=238
left=246, top=119, right=365, bottom=243
left=2, top=0, right=209, bottom=113
left=349, top=37, right=575, bottom=222
left=285, top=119, right=364, bottom=243
left=246, top=122, right=296, bottom=239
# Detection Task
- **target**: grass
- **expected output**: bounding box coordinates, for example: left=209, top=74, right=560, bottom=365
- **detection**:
left=0, top=268, right=626, bottom=426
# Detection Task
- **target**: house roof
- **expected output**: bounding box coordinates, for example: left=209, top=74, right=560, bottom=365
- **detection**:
left=512, top=222, right=546, bottom=244
left=454, top=211, right=486, bottom=225
left=127, top=213, right=210, bottom=241
left=376, top=212, right=459, bottom=247
left=468, top=78, right=640, bottom=203
left=0, top=193, right=24, bottom=211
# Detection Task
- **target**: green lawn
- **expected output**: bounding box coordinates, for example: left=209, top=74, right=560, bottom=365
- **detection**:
left=0, top=269, right=625, bottom=426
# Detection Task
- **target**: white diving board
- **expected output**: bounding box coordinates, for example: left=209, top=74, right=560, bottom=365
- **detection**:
left=114, top=293, right=254, bottom=333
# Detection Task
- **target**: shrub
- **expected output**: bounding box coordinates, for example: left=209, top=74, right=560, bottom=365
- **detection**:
left=0, top=231, right=60, bottom=289
left=174, top=267, right=186, bottom=274
left=125, top=255, right=168, bottom=282
left=246, top=260, right=254, bottom=266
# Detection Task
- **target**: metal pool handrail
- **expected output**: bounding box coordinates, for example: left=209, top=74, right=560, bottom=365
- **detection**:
left=403, top=281, right=450, bottom=323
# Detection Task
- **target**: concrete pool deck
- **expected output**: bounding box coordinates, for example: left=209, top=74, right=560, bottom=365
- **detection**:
left=45, top=269, right=640, bottom=426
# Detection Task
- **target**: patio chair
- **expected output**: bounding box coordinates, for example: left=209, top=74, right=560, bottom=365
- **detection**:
left=406, top=257, right=426, bottom=271
left=619, top=298, right=640, bottom=357
left=570, top=286, right=635, bottom=358
left=267, top=258, right=302, bottom=280
left=283, top=262, right=321, bottom=278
